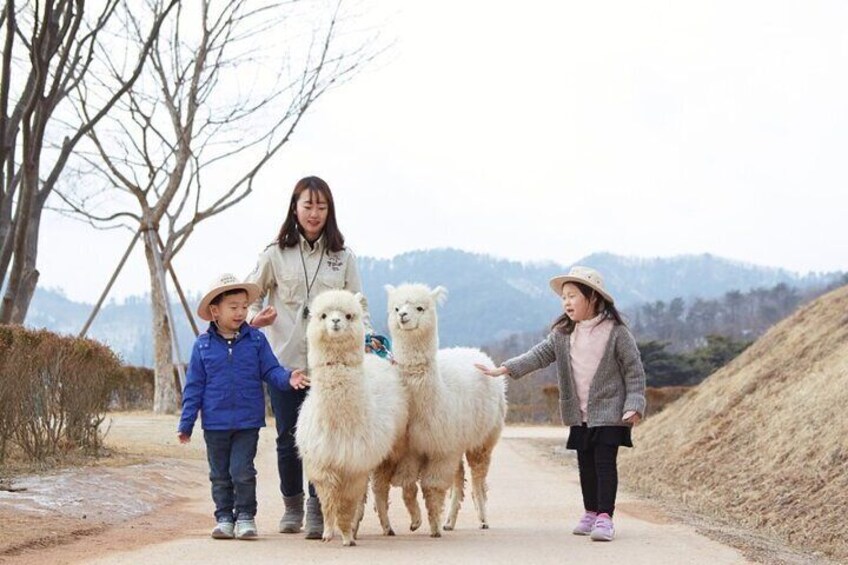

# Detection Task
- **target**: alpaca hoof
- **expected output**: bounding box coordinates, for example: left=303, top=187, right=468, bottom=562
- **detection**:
left=386, top=528, right=396, bottom=536
left=410, top=521, right=420, bottom=532
left=480, top=524, right=489, bottom=530
left=443, top=524, right=454, bottom=531
left=343, top=540, right=356, bottom=547
left=430, top=531, right=442, bottom=538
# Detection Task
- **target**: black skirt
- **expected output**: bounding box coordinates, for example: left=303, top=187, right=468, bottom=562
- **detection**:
left=566, top=423, right=633, bottom=451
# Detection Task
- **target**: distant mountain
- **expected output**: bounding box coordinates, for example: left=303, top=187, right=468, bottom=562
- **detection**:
left=25, top=249, right=843, bottom=366
left=26, top=289, right=200, bottom=368
left=358, top=249, right=842, bottom=343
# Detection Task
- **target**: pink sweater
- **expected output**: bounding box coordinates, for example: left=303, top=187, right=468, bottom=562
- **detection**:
left=569, top=313, right=614, bottom=423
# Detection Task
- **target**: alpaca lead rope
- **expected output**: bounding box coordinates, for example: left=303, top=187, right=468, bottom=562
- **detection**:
left=299, top=243, right=324, bottom=320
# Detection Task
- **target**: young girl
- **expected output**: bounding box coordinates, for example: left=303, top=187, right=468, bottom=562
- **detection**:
left=476, top=265, right=646, bottom=542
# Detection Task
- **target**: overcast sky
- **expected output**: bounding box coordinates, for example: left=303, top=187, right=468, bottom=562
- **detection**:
left=38, top=0, right=848, bottom=303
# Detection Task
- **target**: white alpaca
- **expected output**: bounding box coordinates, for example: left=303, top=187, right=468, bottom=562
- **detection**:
left=295, top=290, right=408, bottom=546
left=386, top=283, right=507, bottom=537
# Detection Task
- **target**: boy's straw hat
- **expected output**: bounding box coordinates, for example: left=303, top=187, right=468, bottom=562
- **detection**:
left=197, top=273, right=261, bottom=322
left=549, top=266, right=615, bottom=304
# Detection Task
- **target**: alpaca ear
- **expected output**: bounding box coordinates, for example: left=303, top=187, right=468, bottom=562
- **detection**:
left=384, top=284, right=395, bottom=295
left=353, top=292, right=367, bottom=311
left=431, top=285, right=448, bottom=305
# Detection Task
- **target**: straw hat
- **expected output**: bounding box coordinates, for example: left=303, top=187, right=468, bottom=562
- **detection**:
left=549, top=266, right=615, bottom=304
left=197, top=273, right=261, bottom=322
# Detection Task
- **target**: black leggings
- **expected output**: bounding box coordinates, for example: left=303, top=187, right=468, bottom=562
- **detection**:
left=576, top=443, right=619, bottom=516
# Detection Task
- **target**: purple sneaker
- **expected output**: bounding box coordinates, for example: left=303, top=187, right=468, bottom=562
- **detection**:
left=572, top=511, right=598, bottom=535
left=590, top=513, right=615, bottom=541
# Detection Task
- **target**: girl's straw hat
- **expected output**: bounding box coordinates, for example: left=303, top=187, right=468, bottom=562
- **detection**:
left=197, top=273, right=261, bottom=321
left=549, top=266, right=615, bottom=304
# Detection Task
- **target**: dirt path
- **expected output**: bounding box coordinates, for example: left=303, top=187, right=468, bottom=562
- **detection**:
left=1, top=415, right=750, bottom=564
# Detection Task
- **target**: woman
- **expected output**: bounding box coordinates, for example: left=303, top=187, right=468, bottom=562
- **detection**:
left=247, top=176, right=374, bottom=539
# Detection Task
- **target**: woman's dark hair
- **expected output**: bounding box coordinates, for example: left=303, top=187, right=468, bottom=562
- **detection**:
left=551, top=282, right=625, bottom=334
left=276, top=176, right=345, bottom=252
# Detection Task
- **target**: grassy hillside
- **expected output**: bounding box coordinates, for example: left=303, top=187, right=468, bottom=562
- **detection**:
left=621, top=284, right=848, bottom=561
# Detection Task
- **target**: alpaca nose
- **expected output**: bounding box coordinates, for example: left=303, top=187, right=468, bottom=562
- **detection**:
left=399, top=312, right=408, bottom=322
left=331, top=317, right=341, bottom=327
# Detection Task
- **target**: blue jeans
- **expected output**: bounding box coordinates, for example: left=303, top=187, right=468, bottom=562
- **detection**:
left=204, top=428, right=260, bottom=522
left=267, top=386, right=317, bottom=499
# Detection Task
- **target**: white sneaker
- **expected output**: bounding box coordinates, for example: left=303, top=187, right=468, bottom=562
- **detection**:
left=235, top=518, right=258, bottom=539
left=212, top=521, right=235, bottom=539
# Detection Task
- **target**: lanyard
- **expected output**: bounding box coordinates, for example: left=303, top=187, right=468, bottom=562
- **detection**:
left=299, top=243, right=324, bottom=319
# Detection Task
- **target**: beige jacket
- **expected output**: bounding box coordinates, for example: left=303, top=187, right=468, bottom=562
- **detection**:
left=246, top=234, right=372, bottom=370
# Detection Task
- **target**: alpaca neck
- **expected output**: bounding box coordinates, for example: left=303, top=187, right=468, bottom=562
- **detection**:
left=308, top=336, right=363, bottom=369
left=391, top=328, right=444, bottom=397
left=310, top=360, right=366, bottom=404
left=392, top=328, right=437, bottom=368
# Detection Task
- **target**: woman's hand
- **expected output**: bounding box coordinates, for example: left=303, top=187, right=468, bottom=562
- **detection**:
left=474, top=363, right=509, bottom=378
left=623, top=411, right=642, bottom=425
left=177, top=432, right=191, bottom=444
left=290, top=369, right=310, bottom=390
left=251, top=306, right=277, bottom=328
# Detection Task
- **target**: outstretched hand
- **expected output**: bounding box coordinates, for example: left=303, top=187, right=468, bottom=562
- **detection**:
left=475, top=363, right=509, bottom=378
left=251, top=306, right=277, bottom=328
left=290, top=369, right=310, bottom=390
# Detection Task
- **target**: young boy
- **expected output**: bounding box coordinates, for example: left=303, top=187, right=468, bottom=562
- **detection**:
left=178, top=273, right=308, bottom=540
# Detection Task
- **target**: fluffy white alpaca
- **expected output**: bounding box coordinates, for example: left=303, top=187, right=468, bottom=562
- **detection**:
left=386, top=283, right=507, bottom=537
left=295, top=290, right=408, bottom=546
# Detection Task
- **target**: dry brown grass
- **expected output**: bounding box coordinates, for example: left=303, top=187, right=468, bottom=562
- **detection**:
left=621, top=283, right=848, bottom=562
left=645, top=385, right=692, bottom=416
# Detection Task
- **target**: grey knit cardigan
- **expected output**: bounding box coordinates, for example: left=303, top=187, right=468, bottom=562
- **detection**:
left=502, top=324, right=647, bottom=427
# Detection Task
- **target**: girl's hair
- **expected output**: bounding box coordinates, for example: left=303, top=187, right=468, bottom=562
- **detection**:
left=210, top=288, right=248, bottom=306
left=275, top=176, right=345, bottom=252
left=552, top=282, right=625, bottom=334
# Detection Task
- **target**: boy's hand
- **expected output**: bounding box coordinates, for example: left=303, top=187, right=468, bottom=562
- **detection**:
left=623, top=411, right=642, bottom=425
left=474, top=363, right=509, bottom=377
left=290, top=369, right=310, bottom=390
left=178, top=432, right=191, bottom=444
left=251, top=306, right=277, bottom=328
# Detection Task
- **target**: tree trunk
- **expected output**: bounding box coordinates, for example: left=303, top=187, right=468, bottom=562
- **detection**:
left=0, top=145, right=38, bottom=324
left=143, top=234, right=179, bottom=414
left=7, top=208, right=40, bottom=323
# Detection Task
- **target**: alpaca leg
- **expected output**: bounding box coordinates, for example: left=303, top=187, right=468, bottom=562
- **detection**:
left=420, top=458, right=455, bottom=538
left=391, top=454, right=420, bottom=487
left=443, top=458, right=465, bottom=531
left=422, top=484, right=449, bottom=538
left=467, top=438, right=497, bottom=529
left=337, top=481, right=364, bottom=547
left=353, top=488, right=367, bottom=540
left=393, top=455, right=422, bottom=531
left=315, top=483, right=337, bottom=543
left=402, top=483, right=422, bottom=531
left=372, top=460, right=396, bottom=536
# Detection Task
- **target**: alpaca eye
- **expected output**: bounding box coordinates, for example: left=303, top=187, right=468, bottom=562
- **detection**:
left=416, top=306, right=424, bottom=312
left=321, top=313, right=327, bottom=320
left=345, top=314, right=352, bottom=320
left=394, top=307, right=399, bottom=312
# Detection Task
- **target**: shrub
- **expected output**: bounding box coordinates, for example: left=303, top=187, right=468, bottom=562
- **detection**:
left=107, top=365, right=155, bottom=411
left=0, top=326, right=122, bottom=465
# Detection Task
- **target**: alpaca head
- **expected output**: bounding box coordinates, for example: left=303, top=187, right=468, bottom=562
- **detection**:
left=306, top=290, right=366, bottom=366
left=385, top=283, right=447, bottom=338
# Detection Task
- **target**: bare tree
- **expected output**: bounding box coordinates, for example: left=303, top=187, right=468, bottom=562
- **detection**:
left=0, top=0, right=177, bottom=324
left=56, top=0, right=378, bottom=413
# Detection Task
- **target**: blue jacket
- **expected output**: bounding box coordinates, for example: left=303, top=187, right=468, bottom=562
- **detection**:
left=178, top=322, right=292, bottom=435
